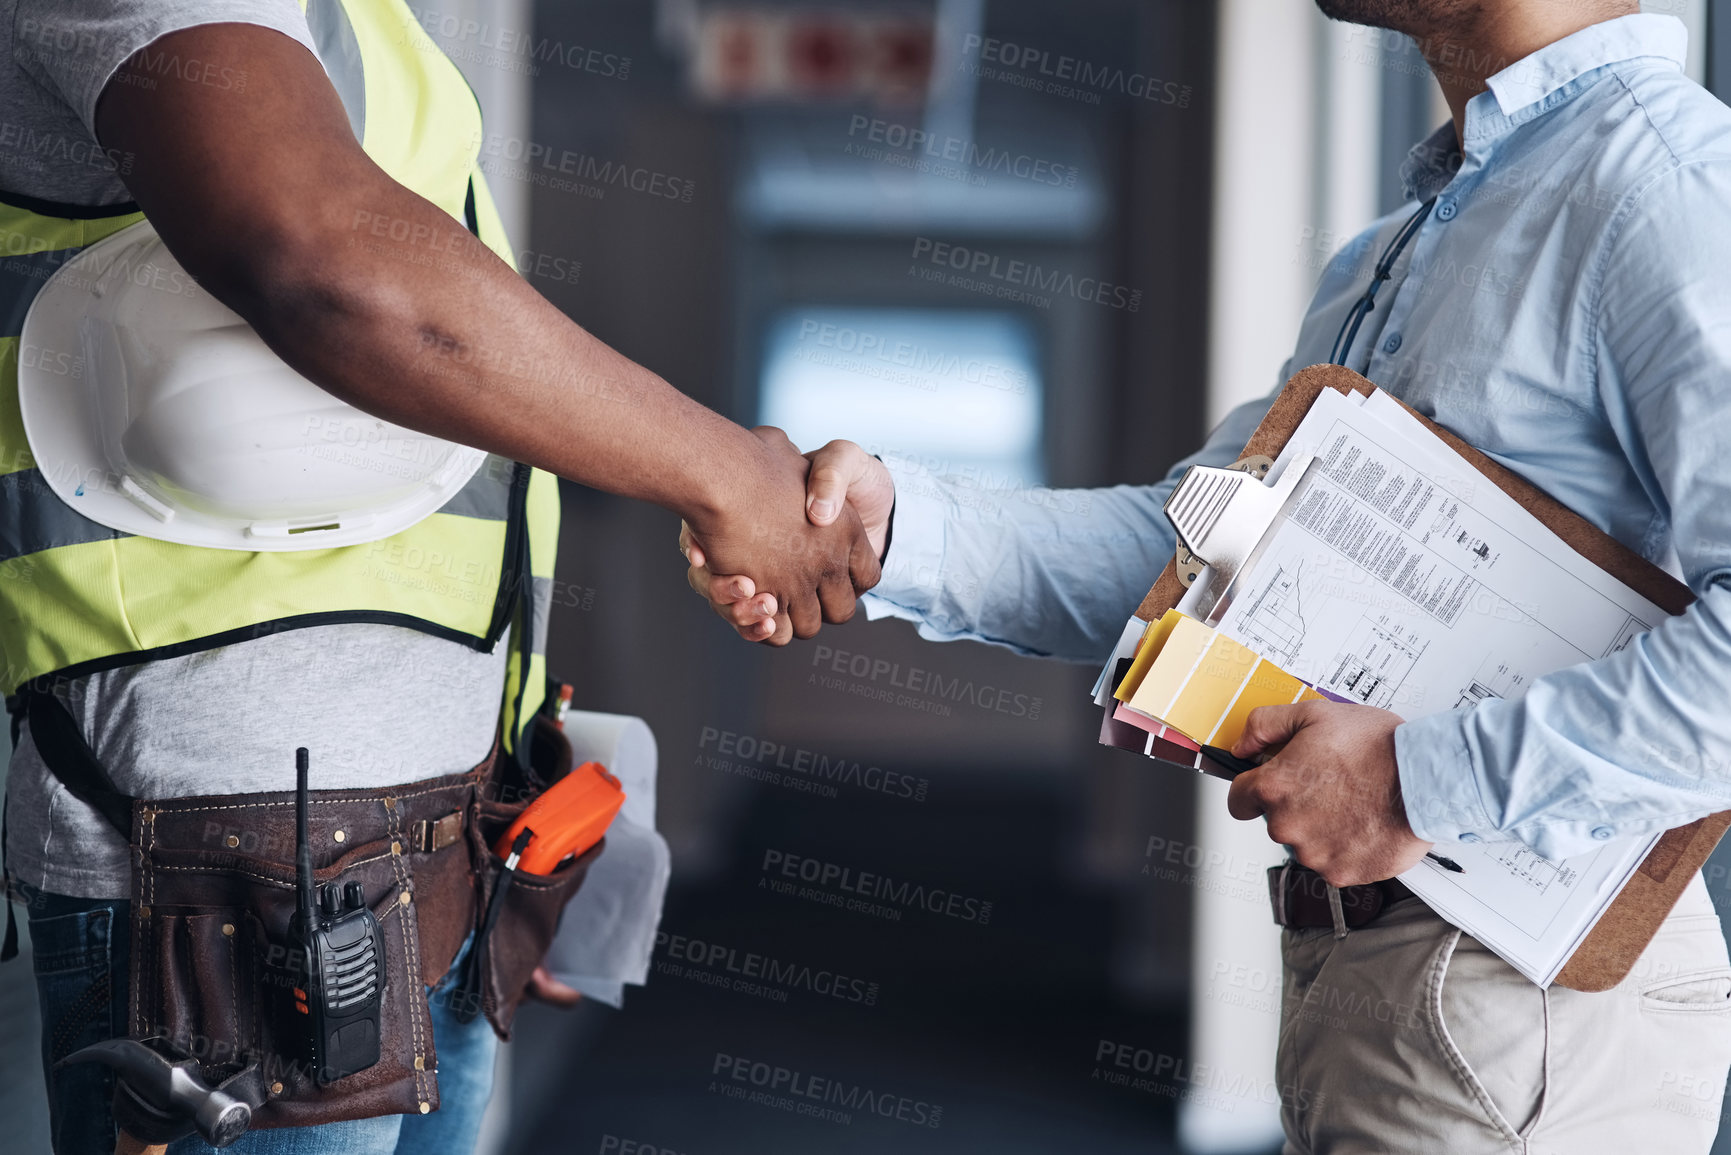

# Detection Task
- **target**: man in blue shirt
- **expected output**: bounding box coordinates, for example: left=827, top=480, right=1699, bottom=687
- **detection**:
left=688, top=1, right=1731, bottom=1150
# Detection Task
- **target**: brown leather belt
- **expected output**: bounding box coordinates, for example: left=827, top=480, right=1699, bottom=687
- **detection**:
left=1267, top=862, right=1415, bottom=931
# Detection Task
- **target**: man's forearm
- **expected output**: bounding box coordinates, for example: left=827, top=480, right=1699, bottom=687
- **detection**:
left=91, top=20, right=768, bottom=530
left=864, top=474, right=1177, bottom=662
left=225, top=179, right=752, bottom=528
left=867, top=391, right=1278, bottom=662
left=1397, top=581, right=1731, bottom=860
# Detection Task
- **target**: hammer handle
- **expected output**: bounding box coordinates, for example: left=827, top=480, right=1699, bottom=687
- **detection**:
left=114, top=1131, right=167, bottom=1155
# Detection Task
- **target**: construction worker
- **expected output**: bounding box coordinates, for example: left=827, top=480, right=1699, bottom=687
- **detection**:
left=1, top=2, right=878, bottom=1153
left=690, top=2, right=1731, bottom=1152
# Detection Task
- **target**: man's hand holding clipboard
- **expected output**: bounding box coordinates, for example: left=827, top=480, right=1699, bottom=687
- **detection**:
left=1222, top=700, right=1433, bottom=888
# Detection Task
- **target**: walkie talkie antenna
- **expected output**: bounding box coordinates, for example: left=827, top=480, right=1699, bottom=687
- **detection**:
left=295, top=747, right=315, bottom=933
left=277, top=744, right=385, bottom=1084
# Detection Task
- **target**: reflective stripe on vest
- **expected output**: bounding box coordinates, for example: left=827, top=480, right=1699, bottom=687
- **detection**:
left=0, top=0, right=558, bottom=759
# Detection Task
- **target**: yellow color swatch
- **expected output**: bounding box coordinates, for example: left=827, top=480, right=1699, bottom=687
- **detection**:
left=1126, top=614, right=1216, bottom=718
left=1115, top=609, right=1184, bottom=703
left=1124, top=615, right=1319, bottom=746
left=1162, top=636, right=1259, bottom=741
left=1211, top=660, right=1308, bottom=748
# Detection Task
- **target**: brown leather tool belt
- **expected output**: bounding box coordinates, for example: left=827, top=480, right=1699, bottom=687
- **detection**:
left=18, top=685, right=596, bottom=1130
left=1267, top=861, right=1416, bottom=931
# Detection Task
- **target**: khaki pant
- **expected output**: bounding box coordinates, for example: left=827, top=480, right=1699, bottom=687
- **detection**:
left=1279, top=874, right=1731, bottom=1154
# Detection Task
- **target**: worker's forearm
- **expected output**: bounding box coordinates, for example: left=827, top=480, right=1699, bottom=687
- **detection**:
left=229, top=185, right=750, bottom=527
left=85, top=19, right=875, bottom=633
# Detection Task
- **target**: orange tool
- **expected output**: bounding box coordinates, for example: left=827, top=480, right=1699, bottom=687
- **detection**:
left=492, top=761, right=625, bottom=875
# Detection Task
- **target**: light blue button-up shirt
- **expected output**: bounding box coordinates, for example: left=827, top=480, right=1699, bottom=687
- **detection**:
left=864, top=13, right=1731, bottom=862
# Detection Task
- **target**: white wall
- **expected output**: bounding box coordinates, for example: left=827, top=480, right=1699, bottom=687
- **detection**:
left=1183, top=4, right=1383, bottom=1152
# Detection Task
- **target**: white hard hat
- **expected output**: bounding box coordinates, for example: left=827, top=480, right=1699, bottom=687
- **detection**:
left=18, top=219, right=486, bottom=551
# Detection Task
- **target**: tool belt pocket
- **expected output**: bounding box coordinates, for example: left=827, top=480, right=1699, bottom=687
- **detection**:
left=143, top=907, right=264, bottom=1070
left=130, top=773, right=480, bottom=1129
left=463, top=717, right=603, bottom=1040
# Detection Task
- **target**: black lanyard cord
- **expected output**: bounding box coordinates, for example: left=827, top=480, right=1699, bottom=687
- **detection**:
left=1328, top=197, right=1437, bottom=367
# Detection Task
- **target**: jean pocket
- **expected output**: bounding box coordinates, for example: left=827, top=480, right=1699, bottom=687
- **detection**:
left=29, top=902, right=126, bottom=1152
left=1641, top=968, right=1731, bottom=1014
left=30, top=905, right=125, bottom=1069
left=29, top=905, right=115, bottom=977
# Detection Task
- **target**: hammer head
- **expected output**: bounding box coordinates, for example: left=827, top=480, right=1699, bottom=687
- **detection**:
left=59, top=1037, right=252, bottom=1148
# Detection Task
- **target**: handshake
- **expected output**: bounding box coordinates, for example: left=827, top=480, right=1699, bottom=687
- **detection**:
left=679, top=428, right=894, bottom=646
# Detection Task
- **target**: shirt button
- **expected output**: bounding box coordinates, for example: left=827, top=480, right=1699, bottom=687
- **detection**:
left=1383, top=332, right=1403, bottom=354
left=1436, top=200, right=1458, bottom=221
left=1459, top=832, right=1482, bottom=844
left=1591, top=825, right=1615, bottom=841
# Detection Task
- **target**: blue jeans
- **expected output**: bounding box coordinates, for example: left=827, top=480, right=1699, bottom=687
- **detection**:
left=28, top=892, right=498, bottom=1155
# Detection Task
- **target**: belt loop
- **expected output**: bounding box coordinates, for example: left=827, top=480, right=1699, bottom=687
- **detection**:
left=1274, top=862, right=1292, bottom=925
left=1326, top=883, right=1349, bottom=939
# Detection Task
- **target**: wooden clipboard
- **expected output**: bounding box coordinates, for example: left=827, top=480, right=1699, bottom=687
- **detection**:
left=1131, top=363, right=1731, bottom=992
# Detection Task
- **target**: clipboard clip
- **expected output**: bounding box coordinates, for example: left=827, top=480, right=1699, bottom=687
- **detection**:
left=1166, top=454, right=1305, bottom=591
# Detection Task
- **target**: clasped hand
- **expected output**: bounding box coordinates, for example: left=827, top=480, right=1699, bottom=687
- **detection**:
left=680, top=428, right=894, bottom=645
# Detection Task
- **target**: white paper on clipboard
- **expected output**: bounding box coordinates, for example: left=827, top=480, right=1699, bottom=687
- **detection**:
left=1194, top=388, right=1662, bottom=985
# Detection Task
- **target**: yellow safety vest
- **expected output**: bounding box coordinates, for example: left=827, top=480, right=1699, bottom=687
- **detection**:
left=0, top=0, right=558, bottom=766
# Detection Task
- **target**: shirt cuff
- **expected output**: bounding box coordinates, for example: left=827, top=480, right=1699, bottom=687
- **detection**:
left=1394, top=711, right=1500, bottom=846
left=861, top=473, right=954, bottom=625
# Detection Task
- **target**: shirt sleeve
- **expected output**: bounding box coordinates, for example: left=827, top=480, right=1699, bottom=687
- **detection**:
left=13, top=0, right=316, bottom=140
left=1395, top=159, right=1731, bottom=860
left=862, top=391, right=1277, bottom=663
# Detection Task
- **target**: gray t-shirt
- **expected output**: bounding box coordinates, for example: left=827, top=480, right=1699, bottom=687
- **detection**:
left=2, top=0, right=513, bottom=898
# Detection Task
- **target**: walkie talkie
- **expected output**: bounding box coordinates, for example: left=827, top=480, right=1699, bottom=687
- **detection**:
left=287, top=747, right=385, bottom=1085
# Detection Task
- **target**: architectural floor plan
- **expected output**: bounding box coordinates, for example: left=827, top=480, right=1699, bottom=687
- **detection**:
left=1197, top=388, right=1664, bottom=985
